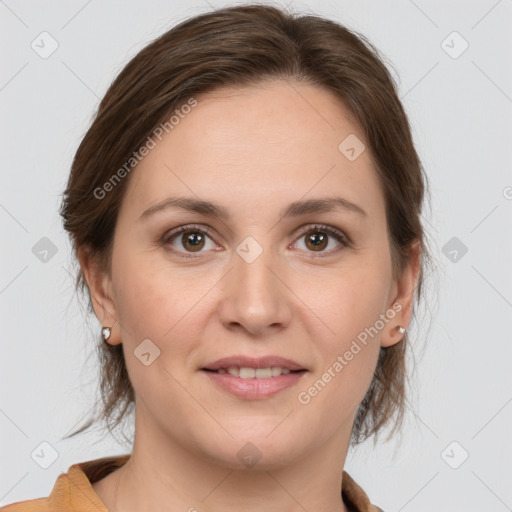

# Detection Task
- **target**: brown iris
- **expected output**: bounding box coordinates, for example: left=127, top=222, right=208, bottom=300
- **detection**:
left=305, top=231, right=328, bottom=251
left=181, top=231, right=205, bottom=252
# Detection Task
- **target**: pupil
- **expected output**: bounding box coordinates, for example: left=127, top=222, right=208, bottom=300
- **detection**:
left=184, top=232, right=204, bottom=251
left=308, top=232, right=327, bottom=250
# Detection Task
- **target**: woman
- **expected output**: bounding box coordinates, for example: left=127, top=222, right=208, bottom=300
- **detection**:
left=2, top=4, right=432, bottom=511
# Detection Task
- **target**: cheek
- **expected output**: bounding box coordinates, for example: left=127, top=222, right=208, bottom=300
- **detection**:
left=110, top=259, right=203, bottom=413
left=313, top=262, right=392, bottom=349
left=113, top=261, right=169, bottom=340
left=111, top=248, right=214, bottom=366
left=296, top=277, right=386, bottom=425
left=304, top=262, right=391, bottom=401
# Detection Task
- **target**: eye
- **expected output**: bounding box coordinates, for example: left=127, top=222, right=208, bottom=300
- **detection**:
left=161, top=224, right=218, bottom=259
left=292, top=224, right=349, bottom=256
left=161, top=223, right=349, bottom=259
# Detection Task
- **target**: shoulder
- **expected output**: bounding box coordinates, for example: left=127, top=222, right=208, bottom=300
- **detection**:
left=1, top=455, right=129, bottom=512
left=0, top=468, right=74, bottom=512
left=342, top=470, right=386, bottom=512
left=1, top=497, right=49, bottom=512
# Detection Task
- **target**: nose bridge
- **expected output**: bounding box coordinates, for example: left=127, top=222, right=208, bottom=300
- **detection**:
left=219, top=235, right=290, bottom=333
left=234, top=236, right=278, bottom=303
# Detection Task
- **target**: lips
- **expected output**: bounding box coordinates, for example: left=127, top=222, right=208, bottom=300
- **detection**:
left=212, top=367, right=295, bottom=379
left=202, top=355, right=306, bottom=372
left=201, top=355, right=308, bottom=399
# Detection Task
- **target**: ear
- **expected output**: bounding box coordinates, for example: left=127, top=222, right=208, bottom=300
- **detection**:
left=380, top=240, right=421, bottom=348
left=77, top=245, right=121, bottom=346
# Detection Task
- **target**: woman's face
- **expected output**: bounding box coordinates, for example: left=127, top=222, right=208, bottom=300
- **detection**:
left=84, top=80, right=418, bottom=469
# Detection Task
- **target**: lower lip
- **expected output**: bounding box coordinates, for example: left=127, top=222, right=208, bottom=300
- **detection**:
left=201, top=370, right=306, bottom=399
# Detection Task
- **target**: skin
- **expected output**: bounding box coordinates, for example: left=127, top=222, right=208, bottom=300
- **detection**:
left=80, top=79, right=420, bottom=512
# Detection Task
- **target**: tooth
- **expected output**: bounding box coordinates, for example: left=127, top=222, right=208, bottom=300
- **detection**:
left=227, top=367, right=239, bottom=377
left=221, top=366, right=294, bottom=378
left=255, top=368, right=272, bottom=379
left=239, top=367, right=256, bottom=379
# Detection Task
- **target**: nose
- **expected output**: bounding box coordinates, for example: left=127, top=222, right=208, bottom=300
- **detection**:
left=217, top=241, right=293, bottom=337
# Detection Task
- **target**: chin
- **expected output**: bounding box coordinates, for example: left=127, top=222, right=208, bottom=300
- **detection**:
left=205, top=441, right=302, bottom=471
left=192, top=422, right=305, bottom=471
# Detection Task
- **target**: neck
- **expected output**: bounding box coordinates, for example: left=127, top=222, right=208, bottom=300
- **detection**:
left=96, top=406, right=354, bottom=512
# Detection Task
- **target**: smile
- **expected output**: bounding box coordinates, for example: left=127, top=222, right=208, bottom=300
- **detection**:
left=201, top=368, right=307, bottom=399
left=206, top=366, right=297, bottom=378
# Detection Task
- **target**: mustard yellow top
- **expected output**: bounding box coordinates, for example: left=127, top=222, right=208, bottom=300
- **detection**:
left=1, top=454, right=384, bottom=512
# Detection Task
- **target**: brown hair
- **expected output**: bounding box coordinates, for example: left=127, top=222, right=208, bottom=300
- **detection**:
left=60, top=3, right=434, bottom=446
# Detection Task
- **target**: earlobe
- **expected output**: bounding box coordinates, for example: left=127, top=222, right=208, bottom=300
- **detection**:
left=77, top=245, right=120, bottom=343
left=380, top=240, right=421, bottom=348
left=380, top=310, right=408, bottom=349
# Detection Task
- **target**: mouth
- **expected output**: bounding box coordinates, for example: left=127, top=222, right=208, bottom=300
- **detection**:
left=202, top=367, right=306, bottom=378
left=200, top=356, right=308, bottom=399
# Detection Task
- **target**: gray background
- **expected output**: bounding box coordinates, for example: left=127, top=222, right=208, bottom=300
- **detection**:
left=1, top=0, right=511, bottom=510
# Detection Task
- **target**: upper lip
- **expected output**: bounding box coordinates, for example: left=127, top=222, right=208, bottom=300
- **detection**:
left=202, top=355, right=306, bottom=371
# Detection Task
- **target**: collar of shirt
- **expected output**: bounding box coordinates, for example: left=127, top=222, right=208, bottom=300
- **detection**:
left=2, top=455, right=384, bottom=512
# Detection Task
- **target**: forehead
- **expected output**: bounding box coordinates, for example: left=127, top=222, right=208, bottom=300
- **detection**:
left=121, top=80, right=385, bottom=222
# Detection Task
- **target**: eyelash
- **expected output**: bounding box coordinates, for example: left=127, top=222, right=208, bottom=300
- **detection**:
left=161, top=223, right=350, bottom=260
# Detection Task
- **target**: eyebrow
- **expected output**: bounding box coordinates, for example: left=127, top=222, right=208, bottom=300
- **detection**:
left=139, top=195, right=367, bottom=220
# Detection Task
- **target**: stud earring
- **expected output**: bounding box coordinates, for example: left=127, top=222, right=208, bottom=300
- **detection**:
left=397, top=326, right=406, bottom=334
left=102, top=326, right=111, bottom=341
